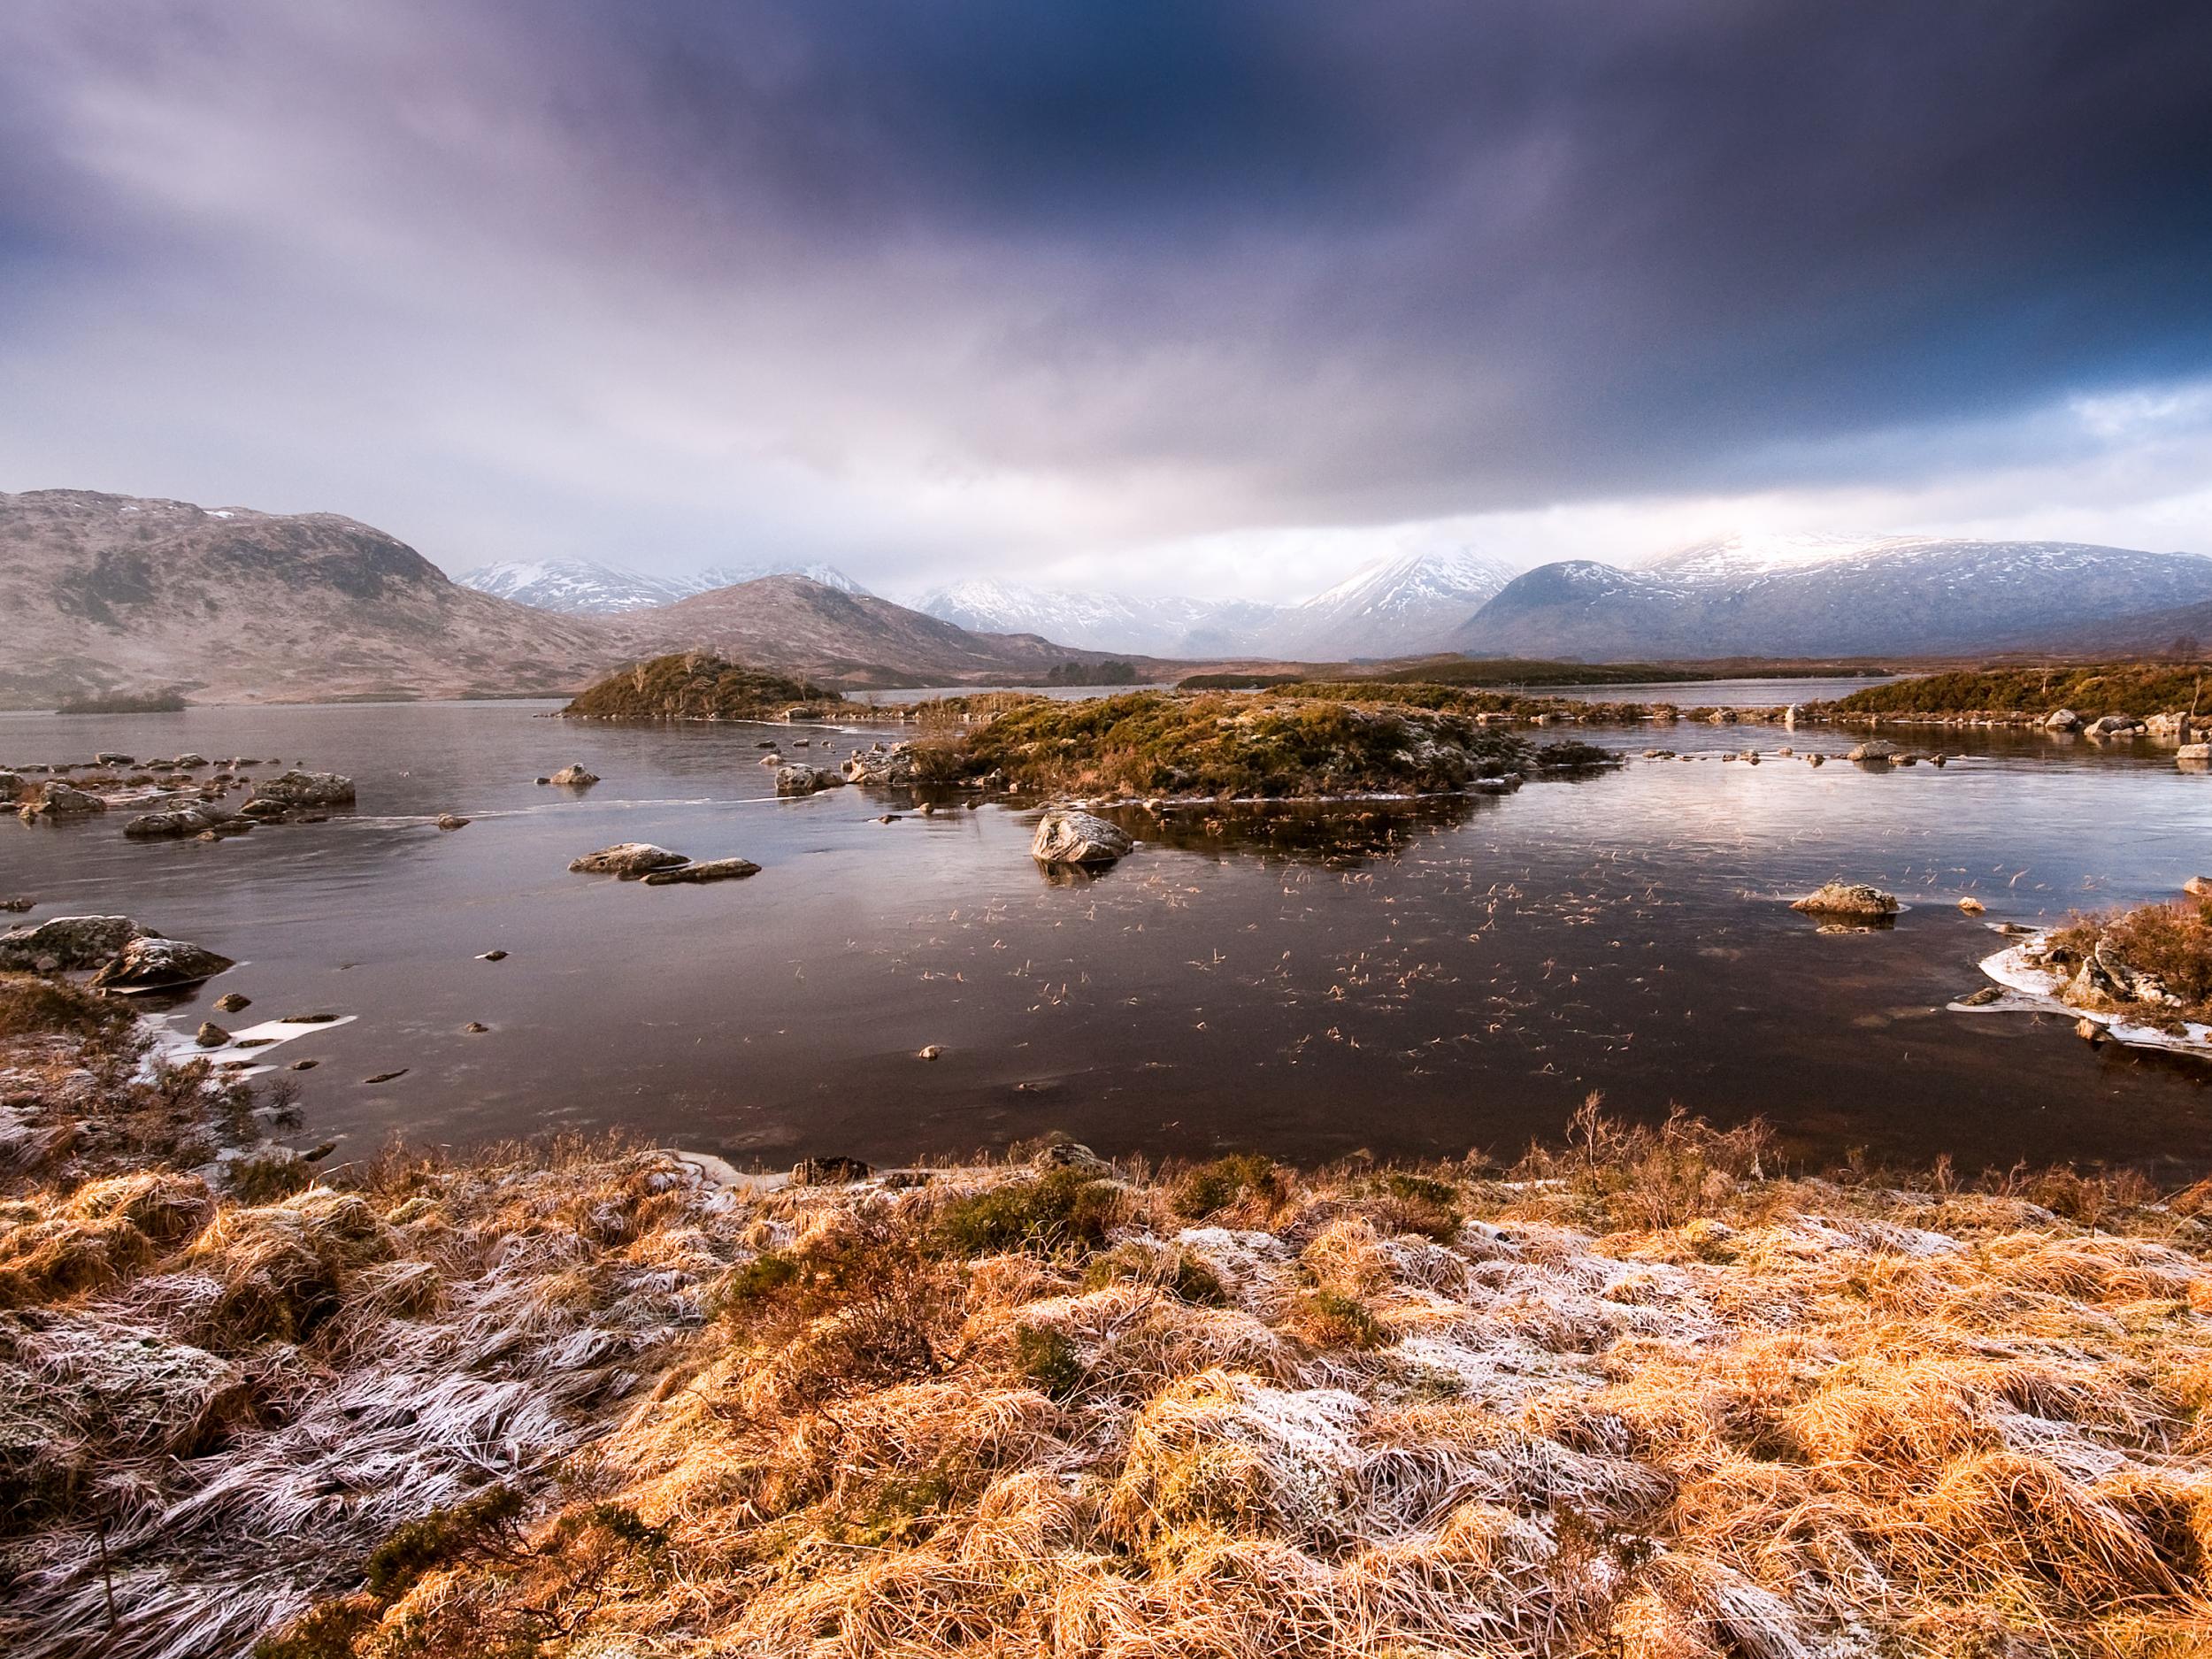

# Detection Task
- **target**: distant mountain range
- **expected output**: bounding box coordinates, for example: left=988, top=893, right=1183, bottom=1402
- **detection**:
left=916, top=548, right=1520, bottom=659
left=458, top=557, right=868, bottom=613
left=1452, top=534, right=2212, bottom=660
left=10, top=492, right=2211, bottom=706
left=0, top=490, right=1156, bottom=706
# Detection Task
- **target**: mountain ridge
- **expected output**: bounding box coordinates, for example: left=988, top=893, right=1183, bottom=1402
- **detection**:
left=459, top=557, right=868, bottom=614
left=1453, top=537, right=2212, bottom=660
left=915, top=546, right=1520, bottom=659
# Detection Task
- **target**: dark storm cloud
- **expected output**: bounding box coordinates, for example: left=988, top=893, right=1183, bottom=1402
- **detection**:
left=1, top=0, right=2208, bottom=573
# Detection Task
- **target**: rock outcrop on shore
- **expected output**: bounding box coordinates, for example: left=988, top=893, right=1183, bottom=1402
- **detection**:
left=88, top=935, right=235, bottom=991
left=842, top=741, right=919, bottom=787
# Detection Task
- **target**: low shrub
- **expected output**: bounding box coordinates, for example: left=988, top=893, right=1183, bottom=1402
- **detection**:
left=934, top=1168, right=1120, bottom=1256
left=1171, top=1153, right=1290, bottom=1221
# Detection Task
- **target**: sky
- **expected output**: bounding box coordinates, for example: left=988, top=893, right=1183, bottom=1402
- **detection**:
left=3, top=0, right=2210, bottom=603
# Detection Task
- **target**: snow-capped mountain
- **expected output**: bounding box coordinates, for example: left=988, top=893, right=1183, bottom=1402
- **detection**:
left=458, top=557, right=868, bottom=614
left=456, top=559, right=703, bottom=614
left=1455, top=537, right=2212, bottom=660
left=1270, top=547, right=1521, bottom=659
left=913, top=579, right=1280, bottom=656
left=915, top=549, right=1519, bottom=660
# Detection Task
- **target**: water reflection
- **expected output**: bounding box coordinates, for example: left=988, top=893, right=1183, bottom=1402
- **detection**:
left=3, top=700, right=2208, bottom=1179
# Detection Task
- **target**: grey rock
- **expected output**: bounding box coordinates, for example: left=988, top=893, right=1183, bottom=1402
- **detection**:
left=775, top=764, right=842, bottom=796
left=124, top=802, right=238, bottom=839
left=1791, top=881, right=1900, bottom=919
left=0, top=915, right=152, bottom=971
left=641, top=856, right=761, bottom=885
left=1031, top=807, right=1134, bottom=866
left=251, top=770, right=356, bottom=808
left=91, top=935, right=237, bottom=992
left=545, top=764, right=599, bottom=787
left=842, top=742, right=918, bottom=787
left=18, top=780, right=107, bottom=819
left=1846, top=741, right=1897, bottom=764
left=568, top=841, right=690, bottom=877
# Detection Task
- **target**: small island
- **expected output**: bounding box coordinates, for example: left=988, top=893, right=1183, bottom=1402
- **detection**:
left=562, top=652, right=845, bottom=722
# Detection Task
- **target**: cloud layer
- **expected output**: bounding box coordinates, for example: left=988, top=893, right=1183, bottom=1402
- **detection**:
left=3, top=0, right=2209, bottom=595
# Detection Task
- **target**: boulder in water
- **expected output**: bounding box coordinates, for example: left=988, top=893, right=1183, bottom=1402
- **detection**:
left=124, top=802, right=238, bottom=839
left=1791, top=881, right=1900, bottom=919
left=91, top=935, right=236, bottom=992
left=18, top=780, right=107, bottom=820
left=568, top=842, right=690, bottom=877
left=1031, top=807, right=1134, bottom=867
left=251, top=770, right=356, bottom=808
left=545, top=764, right=599, bottom=787
left=775, top=764, right=841, bottom=796
left=641, top=856, right=761, bottom=885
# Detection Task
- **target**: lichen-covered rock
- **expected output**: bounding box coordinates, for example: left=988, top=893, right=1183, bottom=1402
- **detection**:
left=775, top=764, right=842, bottom=796
left=641, top=856, right=760, bottom=885
left=0, top=915, right=152, bottom=971
left=18, top=781, right=106, bottom=820
left=1792, top=882, right=1900, bottom=919
left=250, top=770, right=356, bottom=808
left=568, top=842, right=691, bottom=877
left=124, top=803, right=238, bottom=839
left=842, top=743, right=918, bottom=787
left=89, top=935, right=236, bottom=992
left=1031, top=808, right=1134, bottom=867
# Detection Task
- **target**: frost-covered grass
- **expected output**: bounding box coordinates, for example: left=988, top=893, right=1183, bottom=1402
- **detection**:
left=10, top=974, right=2212, bottom=1659
left=252, top=1114, right=2212, bottom=1659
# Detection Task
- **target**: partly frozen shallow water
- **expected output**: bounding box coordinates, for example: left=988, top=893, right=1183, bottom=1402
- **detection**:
left=5, top=700, right=2210, bottom=1178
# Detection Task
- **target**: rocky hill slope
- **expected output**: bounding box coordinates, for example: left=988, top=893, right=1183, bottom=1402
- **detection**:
left=614, top=574, right=1169, bottom=687
left=0, top=489, right=618, bottom=705
left=1452, top=536, right=2212, bottom=660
